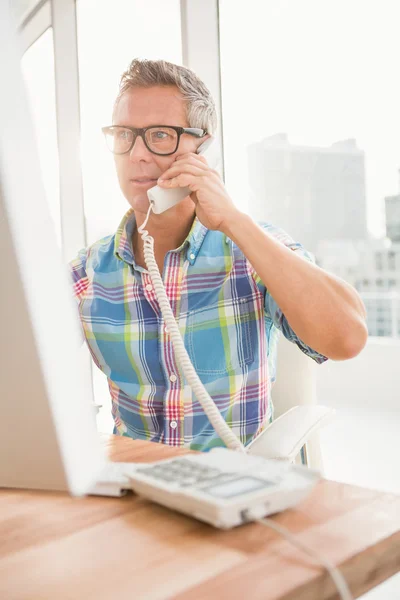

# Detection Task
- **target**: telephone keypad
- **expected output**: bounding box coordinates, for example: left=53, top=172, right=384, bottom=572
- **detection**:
left=136, top=458, right=230, bottom=489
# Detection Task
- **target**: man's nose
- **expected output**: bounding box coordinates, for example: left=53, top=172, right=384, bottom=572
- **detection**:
left=129, top=134, right=152, bottom=162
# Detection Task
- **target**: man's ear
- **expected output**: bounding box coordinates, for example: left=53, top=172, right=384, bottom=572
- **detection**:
left=195, top=134, right=213, bottom=155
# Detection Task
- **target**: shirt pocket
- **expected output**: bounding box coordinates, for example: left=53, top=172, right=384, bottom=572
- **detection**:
left=186, top=296, right=254, bottom=375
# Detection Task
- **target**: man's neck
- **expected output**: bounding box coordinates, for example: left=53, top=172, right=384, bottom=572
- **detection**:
left=132, top=206, right=196, bottom=273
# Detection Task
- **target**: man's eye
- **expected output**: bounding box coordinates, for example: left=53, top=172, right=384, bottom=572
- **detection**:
left=153, top=131, right=169, bottom=140
left=118, top=130, right=130, bottom=140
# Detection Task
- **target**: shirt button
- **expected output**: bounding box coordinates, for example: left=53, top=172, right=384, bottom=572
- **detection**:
left=190, top=253, right=195, bottom=260
left=145, top=284, right=153, bottom=292
left=170, top=421, right=178, bottom=429
left=169, top=374, right=177, bottom=383
left=164, top=325, right=169, bottom=333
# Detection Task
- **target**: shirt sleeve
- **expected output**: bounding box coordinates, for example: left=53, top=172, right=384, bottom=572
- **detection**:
left=249, top=222, right=328, bottom=364
left=69, top=247, right=89, bottom=304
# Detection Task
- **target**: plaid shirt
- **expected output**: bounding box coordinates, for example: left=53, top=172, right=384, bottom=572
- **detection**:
left=70, top=209, right=326, bottom=451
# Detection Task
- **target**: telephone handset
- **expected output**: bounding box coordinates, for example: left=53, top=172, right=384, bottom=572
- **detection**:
left=147, top=136, right=219, bottom=214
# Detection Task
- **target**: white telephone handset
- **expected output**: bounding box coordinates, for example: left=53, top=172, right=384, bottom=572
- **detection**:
left=147, top=137, right=219, bottom=214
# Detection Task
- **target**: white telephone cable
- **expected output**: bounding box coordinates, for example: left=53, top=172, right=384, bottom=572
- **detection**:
left=138, top=205, right=245, bottom=453
left=258, top=518, right=352, bottom=600
left=138, top=205, right=353, bottom=600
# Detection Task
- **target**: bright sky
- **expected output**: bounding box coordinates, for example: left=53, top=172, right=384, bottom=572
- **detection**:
left=219, top=0, right=400, bottom=237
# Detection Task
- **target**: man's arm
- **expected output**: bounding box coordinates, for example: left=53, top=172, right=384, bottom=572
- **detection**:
left=157, top=152, right=368, bottom=361
left=222, top=212, right=368, bottom=361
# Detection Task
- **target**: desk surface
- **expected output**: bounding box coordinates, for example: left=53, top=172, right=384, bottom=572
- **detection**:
left=0, top=434, right=399, bottom=600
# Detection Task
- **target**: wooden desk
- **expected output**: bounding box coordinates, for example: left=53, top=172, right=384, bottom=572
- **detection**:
left=0, top=434, right=399, bottom=600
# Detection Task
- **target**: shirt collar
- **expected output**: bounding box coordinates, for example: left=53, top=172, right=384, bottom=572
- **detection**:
left=114, top=209, right=208, bottom=268
left=114, top=208, right=137, bottom=266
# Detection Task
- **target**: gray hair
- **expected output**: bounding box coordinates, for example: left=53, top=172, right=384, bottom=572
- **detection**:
left=113, top=58, right=217, bottom=135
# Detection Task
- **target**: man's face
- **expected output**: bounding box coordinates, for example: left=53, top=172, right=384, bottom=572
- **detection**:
left=112, top=85, right=202, bottom=215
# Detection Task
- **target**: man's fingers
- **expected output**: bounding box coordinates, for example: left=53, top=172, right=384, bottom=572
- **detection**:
left=159, top=163, right=207, bottom=182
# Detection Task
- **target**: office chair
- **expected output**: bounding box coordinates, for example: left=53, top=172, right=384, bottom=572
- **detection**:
left=247, top=334, right=334, bottom=470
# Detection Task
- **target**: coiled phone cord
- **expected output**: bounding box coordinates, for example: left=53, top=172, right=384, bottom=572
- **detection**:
left=138, top=204, right=245, bottom=453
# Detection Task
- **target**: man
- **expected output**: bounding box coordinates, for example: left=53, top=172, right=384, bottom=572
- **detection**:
left=70, top=58, right=367, bottom=451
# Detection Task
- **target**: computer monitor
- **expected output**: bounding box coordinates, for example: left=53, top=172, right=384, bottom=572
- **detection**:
left=0, top=4, right=105, bottom=495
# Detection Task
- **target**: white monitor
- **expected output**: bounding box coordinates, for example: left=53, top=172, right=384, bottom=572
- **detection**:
left=0, top=4, right=105, bottom=495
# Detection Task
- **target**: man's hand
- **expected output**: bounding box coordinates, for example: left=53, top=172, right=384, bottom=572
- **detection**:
left=157, top=152, right=241, bottom=232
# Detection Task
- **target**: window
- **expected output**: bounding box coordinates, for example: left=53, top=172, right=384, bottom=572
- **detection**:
left=76, top=0, right=182, bottom=246
left=21, top=28, right=61, bottom=247
left=219, top=0, right=400, bottom=257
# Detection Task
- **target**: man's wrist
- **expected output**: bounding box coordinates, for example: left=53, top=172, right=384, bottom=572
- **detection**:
left=220, top=210, right=253, bottom=241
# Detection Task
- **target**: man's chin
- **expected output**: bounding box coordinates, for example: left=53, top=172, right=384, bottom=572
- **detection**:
left=127, top=192, right=151, bottom=215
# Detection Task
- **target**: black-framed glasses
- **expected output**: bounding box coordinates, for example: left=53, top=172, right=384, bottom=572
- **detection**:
left=101, top=125, right=207, bottom=156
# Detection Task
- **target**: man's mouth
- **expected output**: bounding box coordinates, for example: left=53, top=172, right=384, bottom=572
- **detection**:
left=130, top=177, right=158, bottom=187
